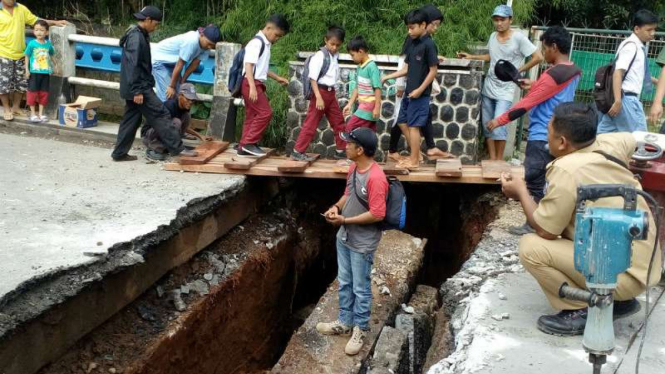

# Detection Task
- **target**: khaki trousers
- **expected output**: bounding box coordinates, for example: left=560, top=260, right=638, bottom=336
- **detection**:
left=519, top=234, right=645, bottom=310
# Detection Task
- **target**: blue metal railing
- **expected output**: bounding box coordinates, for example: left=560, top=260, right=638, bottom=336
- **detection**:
left=28, top=35, right=216, bottom=85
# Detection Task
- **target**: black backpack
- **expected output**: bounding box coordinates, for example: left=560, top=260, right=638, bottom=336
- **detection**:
left=228, top=36, right=266, bottom=98
left=302, top=48, right=332, bottom=98
left=353, top=170, right=407, bottom=231
left=593, top=42, right=638, bottom=114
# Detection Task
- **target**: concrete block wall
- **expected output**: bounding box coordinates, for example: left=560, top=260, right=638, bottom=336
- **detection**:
left=285, top=57, right=483, bottom=164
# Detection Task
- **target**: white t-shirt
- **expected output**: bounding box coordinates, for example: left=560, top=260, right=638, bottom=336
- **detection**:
left=615, top=33, right=646, bottom=96
left=308, top=49, right=339, bottom=86
left=242, top=31, right=271, bottom=82
left=483, top=31, right=537, bottom=101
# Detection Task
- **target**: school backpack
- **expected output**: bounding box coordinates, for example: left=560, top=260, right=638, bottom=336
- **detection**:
left=228, top=36, right=266, bottom=98
left=593, top=42, right=638, bottom=114
left=301, top=48, right=332, bottom=98
left=353, top=171, right=407, bottom=231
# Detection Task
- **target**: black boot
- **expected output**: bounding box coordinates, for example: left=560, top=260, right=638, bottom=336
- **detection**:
left=614, top=298, right=641, bottom=319
left=537, top=308, right=588, bottom=336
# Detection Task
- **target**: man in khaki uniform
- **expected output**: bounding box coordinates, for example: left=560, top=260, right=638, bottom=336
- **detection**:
left=500, top=101, right=662, bottom=335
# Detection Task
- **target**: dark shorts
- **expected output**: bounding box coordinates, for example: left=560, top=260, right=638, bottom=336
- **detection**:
left=0, top=57, right=28, bottom=95
left=396, top=95, right=429, bottom=127
left=28, top=73, right=50, bottom=92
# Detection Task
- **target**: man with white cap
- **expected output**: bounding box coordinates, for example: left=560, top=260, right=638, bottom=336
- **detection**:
left=458, top=4, right=542, bottom=161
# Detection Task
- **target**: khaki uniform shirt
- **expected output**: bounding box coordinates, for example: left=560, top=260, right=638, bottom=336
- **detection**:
left=533, top=133, right=662, bottom=286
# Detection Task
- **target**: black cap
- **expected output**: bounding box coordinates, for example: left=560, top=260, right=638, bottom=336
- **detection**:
left=134, top=6, right=163, bottom=22
left=202, top=25, right=222, bottom=44
left=494, top=59, right=521, bottom=84
left=340, top=128, right=378, bottom=156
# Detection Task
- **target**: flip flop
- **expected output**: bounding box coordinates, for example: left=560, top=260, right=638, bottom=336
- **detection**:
left=387, top=152, right=403, bottom=162
left=3, top=112, right=13, bottom=121
left=396, top=159, right=420, bottom=171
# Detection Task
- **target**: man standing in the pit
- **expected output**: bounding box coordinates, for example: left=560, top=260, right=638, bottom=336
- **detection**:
left=111, top=6, right=196, bottom=162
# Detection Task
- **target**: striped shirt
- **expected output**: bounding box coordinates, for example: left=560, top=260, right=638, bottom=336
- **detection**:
left=354, top=59, right=382, bottom=122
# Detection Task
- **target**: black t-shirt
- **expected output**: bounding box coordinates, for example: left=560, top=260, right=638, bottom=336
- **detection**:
left=163, top=98, right=188, bottom=119
left=405, top=35, right=438, bottom=96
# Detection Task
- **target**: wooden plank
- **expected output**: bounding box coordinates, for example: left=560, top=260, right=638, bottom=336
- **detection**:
left=223, top=148, right=274, bottom=170
left=277, top=154, right=321, bottom=173
left=435, top=159, right=462, bottom=177
left=481, top=160, right=512, bottom=179
left=382, top=163, right=410, bottom=176
left=178, top=141, right=229, bottom=165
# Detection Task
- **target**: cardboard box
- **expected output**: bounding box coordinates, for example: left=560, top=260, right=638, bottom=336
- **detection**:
left=59, top=96, right=101, bottom=128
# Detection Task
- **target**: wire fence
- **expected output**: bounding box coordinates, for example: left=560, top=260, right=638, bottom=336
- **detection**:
left=530, top=27, right=665, bottom=116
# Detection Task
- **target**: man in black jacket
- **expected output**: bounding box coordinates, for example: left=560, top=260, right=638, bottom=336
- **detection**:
left=111, top=6, right=196, bottom=161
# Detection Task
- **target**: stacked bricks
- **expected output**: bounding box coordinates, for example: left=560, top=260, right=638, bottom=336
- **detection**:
left=285, top=54, right=483, bottom=164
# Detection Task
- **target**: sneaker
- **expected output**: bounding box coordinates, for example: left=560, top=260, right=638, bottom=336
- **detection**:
left=146, top=149, right=167, bottom=161
left=291, top=150, right=315, bottom=162
left=614, top=298, right=641, bottom=320
left=333, top=150, right=346, bottom=160
left=345, top=326, right=367, bottom=356
left=29, top=115, right=40, bottom=123
left=537, top=308, right=588, bottom=336
left=40, top=115, right=48, bottom=123
left=508, top=222, right=535, bottom=236
left=240, top=144, right=266, bottom=157
left=315, top=320, right=351, bottom=336
left=179, top=149, right=199, bottom=157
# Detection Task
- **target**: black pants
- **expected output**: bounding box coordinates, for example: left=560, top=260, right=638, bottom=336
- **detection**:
left=524, top=140, right=553, bottom=203
left=112, top=90, right=183, bottom=159
left=389, top=105, right=436, bottom=153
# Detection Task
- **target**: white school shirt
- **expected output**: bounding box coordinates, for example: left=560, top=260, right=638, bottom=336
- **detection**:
left=615, top=33, right=646, bottom=96
left=242, top=31, right=271, bottom=82
left=308, top=49, right=339, bottom=86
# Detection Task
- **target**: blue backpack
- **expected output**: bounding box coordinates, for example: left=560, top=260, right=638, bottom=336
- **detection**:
left=353, top=171, right=407, bottom=231
left=229, top=36, right=266, bottom=98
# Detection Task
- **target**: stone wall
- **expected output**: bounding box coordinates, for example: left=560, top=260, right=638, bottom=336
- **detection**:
left=285, top=55, right=484, bottom=164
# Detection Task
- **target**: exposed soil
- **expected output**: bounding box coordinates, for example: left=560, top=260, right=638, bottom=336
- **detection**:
left=38, top=179, right=343, bottom=374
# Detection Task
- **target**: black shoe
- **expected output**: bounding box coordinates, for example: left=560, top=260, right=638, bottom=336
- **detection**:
left=112, top=154, right=138, bottom=162
left=333, top=150, right=346, bottom=160
left=537, top=308, right=588, bottom=336
left=509, top=222, right=535, bottom=236
left=240, top=144, right=266, bottom=157
left=146, top=149, right=166, bottom=161
left=291, top=151, right=315, bottom=162
left=614, top=298, right=641, bottom=320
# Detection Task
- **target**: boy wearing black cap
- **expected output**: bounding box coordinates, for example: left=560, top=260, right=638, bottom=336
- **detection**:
left=457, top=4, right=542, bottom=161
left=152, top=24, right=221, bottom=102
left=112, top=6, right=195, bottom=161
left=381, top=9, right=439, bottom=170
left=318, top=127, right=388, bottom=356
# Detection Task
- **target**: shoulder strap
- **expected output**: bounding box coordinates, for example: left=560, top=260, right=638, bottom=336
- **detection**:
left=252, top=36, right=266, bottom=58
left=614, top=41, right=639, bottom=83
left=318, top=48, right=332, bottom=80
left=352, top=169, right=370, bottom=211
left=593, top=150, right=629, bottom=170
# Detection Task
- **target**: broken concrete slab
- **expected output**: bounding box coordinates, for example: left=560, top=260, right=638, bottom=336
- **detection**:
left=368, top=326, right=409, bottom=374
left=0, top=132, right=243, bottom=301
left=272, top=231, right=426, bottom=374
left=427, top=201, right=665, bottom=374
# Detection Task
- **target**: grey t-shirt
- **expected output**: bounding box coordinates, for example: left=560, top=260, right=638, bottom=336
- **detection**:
left=483, top=31, right=538, bottom=101
left=336, top=163, right=388, bottom=254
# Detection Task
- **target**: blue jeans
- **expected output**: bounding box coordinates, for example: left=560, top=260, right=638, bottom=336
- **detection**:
left=481, top=95, right=512, bottom=140
left=597, top=95, right=647, bottom=134
left=337, top=238, right=374, bottom=330
left=152, top=63, right=179, bottom=102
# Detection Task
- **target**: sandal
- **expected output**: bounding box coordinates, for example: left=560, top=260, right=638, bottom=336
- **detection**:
left=396, top=159, right=420, bottom=171
left=3, top=111, right=13, bottom=121
left=387, top=152, right=403, bottom=162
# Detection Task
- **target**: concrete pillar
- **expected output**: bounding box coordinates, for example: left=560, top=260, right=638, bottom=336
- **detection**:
left=208, top=42, right=242, bottom=141
left=47, top=23, right=77, bottom=119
